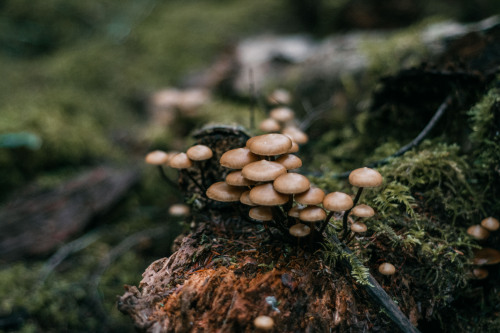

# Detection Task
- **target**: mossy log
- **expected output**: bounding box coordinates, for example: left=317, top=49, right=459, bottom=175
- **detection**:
left=0, top=166, right=140, bottom=262
left=118, top=219, right=419, bottom=332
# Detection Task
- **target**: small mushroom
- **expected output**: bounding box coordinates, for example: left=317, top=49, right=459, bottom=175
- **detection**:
left=472, top=248, right=500, bottom=265
left=206, top=181, right=246, bottom=202
left=225, top=170, right=256, bottom=187
left=248, top=133, right=292, bottom=156
left=282, top=126, right=308, bottom=145
left=288, top=206, right=302, bottom=218
left=299, top=206, right=326, bottom=222
left=467, top=225, right=490, bottom=241
left=249, top=183, right=289, bottom=206
left=287, top=140, right=299, bottom=153
left=259, top=118, right=281, bottom=133
left=289, top=223, right=311, bottom=237
left=220, top=147, right=260, bottom=169
left=378, top=262, right=396, bottom=275
left=275, top=154, right=302, bottom=170
left=242, top=160, right=287, bottom=182
left=351, top=222, right=367, bottom=233
left=240, top=190, right=257, bottom=206
left=273, top=173, right=310, bottom=195
left=270, top=107, right=295, bottom=123
left=186, top=144, right=213, bottom=161
left=268, top=88, right=292, bottom=105
left=295, top=187, right=325, bottom=206
left=254, top=315, right=274, bottom=331
left=145, top=150, right=169, bottom=165
left=168, top=203, right=190, bottom=217
left=323, top=192, right=354, bottom=212
left=480, top=217, right=499, bottom=232
left=348, top=167, right=383, bottom=188
left=351, top=204, right=375, bottom=218
left=471, top=267, right=489, bottom=280
left=249, top=206, right=274, bottom=221
left=168, top=152, right=193, bottom=169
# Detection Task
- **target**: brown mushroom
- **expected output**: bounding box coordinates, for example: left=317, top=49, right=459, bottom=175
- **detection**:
left=249, top=206, right=274, bottom=221
left=145, top=150, right=169, bottom=165
left=225, top=170, right=256, bottom=187
left=169, top=152, right=193, bottom=169
left=254, top=315, right=274, bottom=331
left=282, top=126, right=308, bottom=145
left=295, top=187, right=325, bottom=206
left=348, top=167, right=383, bottom=188
left=289, top=223, right=311, bottom=237
left=206, top=181, right=246, bottom=202
left=299, top=206, right=326, bottom=222
left=248, top=133, right=292, bottom=156
left=240, top=190, right=257, bottom=206
left=249, top=183, right=289, bottom=206
left=270, top=107, right=295, bottom=123
left=472, top=248, right=500, bottom=265
left=186, top=144, right=213, bottom=161
left=480, top=217, right=500, bottom=232
left=351, top=222, right=367, bottom=233
left=259, top=118, right=281, bottom=133
left=273, top=173, right=310, bottom=194
left=323, top=192, right=354, bottom=212
left=378, top=262, right=396, bottom=275
left=168, top=203, right=190, bottom=217
left=242, top=160, right=287, bottom=182
left=467, top=225, right=490, bottom=241
left=220, top=147, right=260, bottom=169
left=352, top=204, right=375, bottom=218
left=275, top=154, right=302, bottom=170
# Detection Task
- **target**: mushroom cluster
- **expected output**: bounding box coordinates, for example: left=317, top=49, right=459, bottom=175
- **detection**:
left=205, top=133, right=383, bottom=245
left=145, top=144, right=214, bottom=192
left=466, top=216, right=500, bottom=279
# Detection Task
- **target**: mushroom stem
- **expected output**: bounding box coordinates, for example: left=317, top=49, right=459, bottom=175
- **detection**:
left=341, top=187, right=364, bottom=241
left=319, top=211, right=335, bottom=235
left=181, top=169, right=207, bottom=194
left=157, top=166, right=179, bottom=189
left=271, top=206, right=287, bottom=231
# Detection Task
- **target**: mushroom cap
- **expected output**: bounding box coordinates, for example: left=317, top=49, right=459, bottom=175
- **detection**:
left=467, top=225, right=490, bottom=241
left=276, top=154, right=302, bottom=170
left=299, top=206, right=326, bottom=222
left=273, top=173, right=310, bottom=194
left=352, top=204, right=375, bottom=218
left=254, top=315, right=274, bottom=331
left=186, top=144, right=213, bottom=161
left=220, top=148, right=260, bottom=169
left=259, top=118, right=281, bottom=132
left=242, top=160, right=287, bottom=182
left=472, top=267, right=489, bottom=279
left=249, top=206, right=273, bottom=221
left=351, top=222, right=367, bottom=233
left=268, top=88, right=292, bottom=105
left=288, top=140, right=299, bottom=153
left=206, top=181, right=246, bottom=202
left=348, top=167, right=383, bottom=188
left=378, top=262, right=396, bottom=275
left=288, top=206, right=302, bottom=218
left=323, top=192, right=354, bottom=212
left=240, top=190, right=256, bottom=206
left=289, top=223, right=311, bottom=237
left=249, top=183, right=289, bottom=206
left=145, top=150, right=169, bottom=165
left=481, top=217, right=500, bottom=231
left=225, top=170, right=256, bottom=187
left=248, top=133, right=292, bottom=156
left=295, top=187, right=325, bottom=205
left=270, top=107, right=295, bottom=123
left=282, top=126, right=308, bottom=145
left=169, top=152, right=193, bottom=169
left=168, top=203, right=190, bottom=216
left=473, top=248, right=500, bottom=265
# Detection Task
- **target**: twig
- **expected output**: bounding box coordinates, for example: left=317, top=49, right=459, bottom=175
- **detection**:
left=327, top=233, right=421, bottom=333
left=333, top=95, right=453, bottom=179
left=36, top=228, right=104, bottom=287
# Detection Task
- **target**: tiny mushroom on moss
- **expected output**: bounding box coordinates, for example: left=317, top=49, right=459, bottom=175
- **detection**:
left=480, top=217, right=499, bottom=232
left=378, top=262, right=396, bottom=275
left=352, top=204, right=375, bottom=218
left=323, top=192, right=354, bottom=212
left=349, top=167, right=383, bottom=188
left=467, top=225, right=490, bottom=241
left=351, top=222, right=367, bottom=233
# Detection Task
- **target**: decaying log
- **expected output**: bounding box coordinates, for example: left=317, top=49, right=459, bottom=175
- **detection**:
left=0, top=166, right=140, bottom=262
left=118, top=126, right=420, bottom=332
